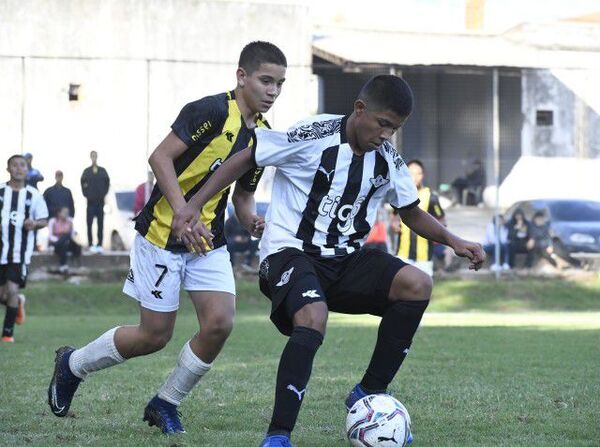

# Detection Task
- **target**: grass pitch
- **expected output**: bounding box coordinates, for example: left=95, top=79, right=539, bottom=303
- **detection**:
left=1, top=277, right=599, bottom=446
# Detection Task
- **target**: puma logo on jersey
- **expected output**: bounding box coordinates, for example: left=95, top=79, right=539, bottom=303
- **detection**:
left=369, top=174, right=390, bottom=189
left=302, top=289, right=320, bottom=299
left=318, top=166, right=335, bottom=182
left=286, top=384, right=306, bottom=401
left=210, top=158, right=223, bottom=172
left=276, top=267, right=294, bottom=287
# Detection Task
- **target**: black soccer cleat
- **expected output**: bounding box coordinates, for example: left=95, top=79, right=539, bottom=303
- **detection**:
left=143, top=395, right=186, bottom=434
left=48, top=346, right=82, bottom=417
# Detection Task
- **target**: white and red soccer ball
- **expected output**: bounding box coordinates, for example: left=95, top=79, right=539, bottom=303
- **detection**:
left=346, top=394, right=412, bottom=447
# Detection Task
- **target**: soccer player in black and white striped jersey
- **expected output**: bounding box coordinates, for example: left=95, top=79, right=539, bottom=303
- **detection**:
left=1, top=155, right=49, bottom=342
left=173, top=75, right=485, bottom=447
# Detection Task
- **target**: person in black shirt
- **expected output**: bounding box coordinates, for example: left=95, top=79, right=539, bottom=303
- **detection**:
left=43, top=170, right=75, bottom=218
left=80, top=151, right=110, bottom=252
left=506, top=208, right=530, bottom=268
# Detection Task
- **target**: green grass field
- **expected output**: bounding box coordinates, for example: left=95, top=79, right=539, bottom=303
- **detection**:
left=1, top=277, right=599, bottom=446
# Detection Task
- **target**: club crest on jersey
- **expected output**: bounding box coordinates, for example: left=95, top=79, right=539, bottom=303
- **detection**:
left=210, top=158, right=223, bottom=172
left=369, top=174, right=390, bottom=189
left=276, top=267, right=294, bottom=287
left=318, top=195, right=365, bottom=233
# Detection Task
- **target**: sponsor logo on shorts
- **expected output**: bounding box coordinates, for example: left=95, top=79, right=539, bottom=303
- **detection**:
left=151, top=290, right=163, bottom=299
left=276, top=267, right=294, bottom=287
left=126, top=269, right=134, bottom=283
left=302, top=289, right=320, bottom=299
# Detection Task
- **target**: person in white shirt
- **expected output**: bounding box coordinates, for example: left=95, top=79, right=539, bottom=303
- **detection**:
left=0, top=154, right=48, bottom=342
left=172, top=75, right=485, bottom=447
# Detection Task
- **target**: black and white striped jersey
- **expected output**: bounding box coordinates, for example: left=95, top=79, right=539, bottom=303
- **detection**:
left=252, top=114, right=419, bottom=260
left=0, top=183, right=49, bottom=265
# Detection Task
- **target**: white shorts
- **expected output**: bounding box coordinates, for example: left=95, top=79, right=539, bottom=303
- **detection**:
left=123, top=233, right=235, bottom=312
left=401, top=258, right=434, bottom=277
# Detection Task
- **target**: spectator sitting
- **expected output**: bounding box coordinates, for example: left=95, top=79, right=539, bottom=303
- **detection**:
left=134, top=171, right=154, bottom=216
left=24, top=152, right=44, bottom=189
left=225, top=213, right=259, bottom=270
left=483, top=214, right=510, bottom=271
left=506, top=208, right=531, bottom=268
left=43, top=170, right=75, bottom=218
left=451, top=159, right=485, bottom=205
left=526, top=210, right=557, bottom=268
left=48, top=207, right=81, bottom=273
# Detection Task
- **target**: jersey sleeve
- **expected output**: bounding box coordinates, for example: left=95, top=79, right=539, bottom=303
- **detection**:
left=236, top=166, right=265, bottom=192
left=252, top=128, right=307, bottom=168
left=428, top=192, right=445, bottom=218
left=382, top=146, right=419, bottom=210
left=32, top=193, right=49, bottom=220
left=171, top=97, right=224, bottom=147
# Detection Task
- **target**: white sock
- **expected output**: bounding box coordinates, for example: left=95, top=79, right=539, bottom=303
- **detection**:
left=69, top=327, right=126, bottom=379
left=157, top=341, right=212, bottom=406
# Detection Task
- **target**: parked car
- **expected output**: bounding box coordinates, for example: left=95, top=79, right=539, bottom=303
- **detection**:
left=103, top=189, right=137, bottom=251
left=504, top=199, right=600, bottom=264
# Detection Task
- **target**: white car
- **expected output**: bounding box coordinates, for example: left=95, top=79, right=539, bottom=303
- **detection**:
left=102, top=189, right=137, bottom=251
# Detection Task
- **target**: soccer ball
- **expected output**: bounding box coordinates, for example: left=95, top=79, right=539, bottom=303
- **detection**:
left=346, top=394, right=412, bottom=447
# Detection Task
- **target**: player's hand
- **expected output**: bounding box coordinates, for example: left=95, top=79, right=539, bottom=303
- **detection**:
left=451, top=237, right=485, bottom=271
left=180, top=221, right=214, bottom=255
left=248, top=215, right=265, bottom=238
left=172, top=204, right=200, bottom=239
left=23, top=219, right=36, bottom=231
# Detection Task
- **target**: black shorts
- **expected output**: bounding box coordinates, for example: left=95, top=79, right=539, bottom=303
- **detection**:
left=0, top=263, right=28, bottom=289
left=259, top=247, right=408, bottom=335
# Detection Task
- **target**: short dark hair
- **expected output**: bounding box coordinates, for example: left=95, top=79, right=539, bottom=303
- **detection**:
left=7, top=154, right=26, bottom=167
left=358, top=75, right=414, bottom=118
left=239, top=41, right=287, bottom=75
left=407, top=159, right=424, bottom=171
left=533, top=210, right=546, bottom=219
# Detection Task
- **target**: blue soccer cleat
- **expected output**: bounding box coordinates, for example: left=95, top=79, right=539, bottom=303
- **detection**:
left=407, top=432, right=414, bottom=444
left=345, top=383, right=370, bottom=411
left=259, top=434, right=294, bottom=447
left=143, top=395, right=186, bottom=434
left=48, top=346, right=82, bottom=417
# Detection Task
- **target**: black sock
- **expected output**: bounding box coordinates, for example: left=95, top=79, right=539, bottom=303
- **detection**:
left=360, top=300, right=429, bottom=392
left=267, top=326, right=323, bottom=436
left=2, top=306, right=18, bottom=337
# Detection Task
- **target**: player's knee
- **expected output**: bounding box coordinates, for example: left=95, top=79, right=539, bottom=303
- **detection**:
left=139, top=328, right=173, bottom=353
left=292, top=302, right=328, bottom=334
left=390, top=268, right=432, bottom=301
left=203, top=314, right=234, bottom=341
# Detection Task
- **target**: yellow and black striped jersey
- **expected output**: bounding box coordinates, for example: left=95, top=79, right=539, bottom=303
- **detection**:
left=396, top=187, right=444, bottom=262
left=135, top=91, right=267, bottom=252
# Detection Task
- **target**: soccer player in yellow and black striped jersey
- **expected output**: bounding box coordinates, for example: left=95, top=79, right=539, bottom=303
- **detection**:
left=48, top=42, right=287, bottom=434
left=395, top=159, right=445, bottom=276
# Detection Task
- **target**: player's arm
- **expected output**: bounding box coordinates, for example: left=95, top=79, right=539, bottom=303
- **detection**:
left=148, top=132, right=189, bottom=216
left=175, top=147, right=254, bottom=253
left=231, top=184, right=264, bottom=238
left=398, top=205, right=484, bottom=270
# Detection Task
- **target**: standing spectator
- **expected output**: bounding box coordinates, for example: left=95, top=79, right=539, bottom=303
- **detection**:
left=133, top=171, right=154, bottom=216
left=81, top=151, right=110, bottom=253
left=393, top=159, right=446, bottom=276
left=506, top=208, right=530, bottom=268
left=482, top=214, right=510, bottom=271
left=48, top=207, right=81, bottom=273
left=1, top=155, right=49, bottom=342
left=526, top=210, right=557, bottom=268
left=24, top=153, right=44, bottom=189
left=43, top=170, right=75, bottom=218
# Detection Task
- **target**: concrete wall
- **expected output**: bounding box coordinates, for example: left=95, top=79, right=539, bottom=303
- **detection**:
left=0, top=0, right=314, bottom=196
left=522, top=69, right=600, bottom=159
